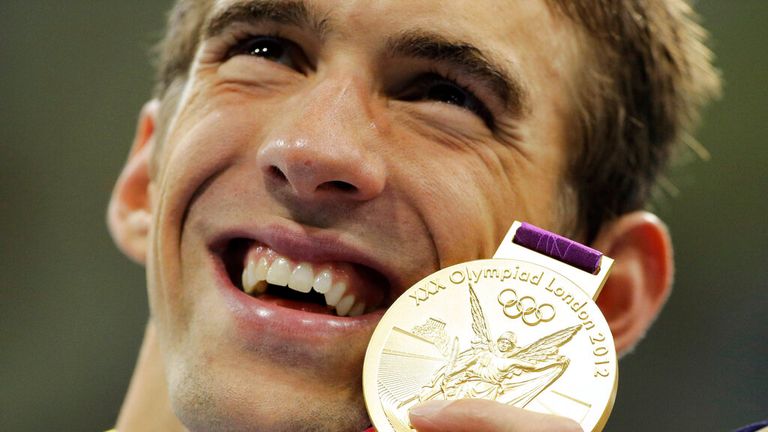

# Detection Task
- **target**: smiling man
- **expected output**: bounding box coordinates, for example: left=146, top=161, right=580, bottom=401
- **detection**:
left=106, top=0, right=719, bottom=431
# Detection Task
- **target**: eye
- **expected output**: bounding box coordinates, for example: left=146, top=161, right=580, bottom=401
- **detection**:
left=401, top=73, right=495, bottom=128
left=426, top=82, right=468, bottom=107
left=226, top=35, right=308, bottom=72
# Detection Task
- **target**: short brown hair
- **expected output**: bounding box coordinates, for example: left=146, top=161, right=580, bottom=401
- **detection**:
left=152, top=0, right=720, bottom=241
left=546, top=0, right=721, bottom=240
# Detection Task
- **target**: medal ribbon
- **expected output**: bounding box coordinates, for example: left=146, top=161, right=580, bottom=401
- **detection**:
left=513, top=222, right=602, bottom=274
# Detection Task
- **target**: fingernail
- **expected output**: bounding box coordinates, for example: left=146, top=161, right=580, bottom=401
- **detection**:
left=409, top=400, right=453, bottom=418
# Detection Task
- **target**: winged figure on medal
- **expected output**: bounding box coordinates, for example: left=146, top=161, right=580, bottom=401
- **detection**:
left=377, top=285, right=581, bottom=425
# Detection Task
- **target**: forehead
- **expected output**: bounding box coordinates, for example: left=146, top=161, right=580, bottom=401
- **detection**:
left=210, top=0, right=550, bottom=28
left=207, top=0, right=576, bottom=72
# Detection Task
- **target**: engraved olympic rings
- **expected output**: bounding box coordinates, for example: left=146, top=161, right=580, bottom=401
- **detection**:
left=497, top=289, right=556, bottom=326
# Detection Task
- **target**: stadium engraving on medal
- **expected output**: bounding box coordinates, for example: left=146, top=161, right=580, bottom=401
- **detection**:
left=364, top=257, right=617, bottom=432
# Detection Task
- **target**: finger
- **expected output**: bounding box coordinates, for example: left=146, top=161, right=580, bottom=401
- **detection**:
left=409, top=399, right=583, bottom=432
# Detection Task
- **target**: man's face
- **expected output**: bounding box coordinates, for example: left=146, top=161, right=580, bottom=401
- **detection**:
left=497, top=337, right=514, bottom=352
left=146, top=0, right=581, bottom=430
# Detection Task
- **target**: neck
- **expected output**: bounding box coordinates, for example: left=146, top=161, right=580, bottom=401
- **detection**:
left=116, top=321, right=187, bottom=432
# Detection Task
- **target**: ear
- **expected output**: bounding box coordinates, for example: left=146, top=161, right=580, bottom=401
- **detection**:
left=591, top=211, right=674, bottom=355
left=107, top=100, right=160, bottom=264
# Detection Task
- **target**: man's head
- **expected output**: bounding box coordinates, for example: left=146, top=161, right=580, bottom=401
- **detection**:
left=150, top=0, right=721, bottom=241
left=497, top=331, right=518, bottom=352
left=107, top=0, right=719, bottom=430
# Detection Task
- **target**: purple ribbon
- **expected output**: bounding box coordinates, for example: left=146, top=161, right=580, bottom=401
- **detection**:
left=513, top=222, right=602, bottom=274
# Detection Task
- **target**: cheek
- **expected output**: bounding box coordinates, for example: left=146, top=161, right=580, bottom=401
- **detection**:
left=392, top=144, right=511, bottom=264
left=395, top=134, right=564, bottom=266
left=148, top=104, right=259, bottom=325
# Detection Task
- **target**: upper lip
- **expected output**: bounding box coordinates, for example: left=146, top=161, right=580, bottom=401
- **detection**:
left=209, top=221, right=406, bottom=302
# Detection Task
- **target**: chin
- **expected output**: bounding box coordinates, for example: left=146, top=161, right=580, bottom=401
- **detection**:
left=167, top=353, right=372, bottom=432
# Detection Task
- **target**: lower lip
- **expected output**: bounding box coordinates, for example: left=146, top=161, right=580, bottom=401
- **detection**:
left=211, top=252, right=386, bottom=346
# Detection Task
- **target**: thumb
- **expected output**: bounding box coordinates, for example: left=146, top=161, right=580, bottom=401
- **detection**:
left=409, top=399, right=583, bottom=432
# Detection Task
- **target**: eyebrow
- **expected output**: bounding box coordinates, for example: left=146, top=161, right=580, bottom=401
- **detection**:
left=386, top=31, right=529, bottom=116
left=204, top=0, right=330, bottom=40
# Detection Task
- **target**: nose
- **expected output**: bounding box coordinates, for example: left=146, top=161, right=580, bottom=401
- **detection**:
left=257, top=79, right=387, bottom=202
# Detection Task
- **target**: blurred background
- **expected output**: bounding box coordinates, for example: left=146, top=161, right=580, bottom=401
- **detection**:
left=1, top=1, right=765, bottom=430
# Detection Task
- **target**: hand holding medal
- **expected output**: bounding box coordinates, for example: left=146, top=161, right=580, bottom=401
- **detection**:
left=364, top=222, right=617, bottom=431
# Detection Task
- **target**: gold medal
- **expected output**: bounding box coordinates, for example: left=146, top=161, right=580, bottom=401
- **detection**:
left=364, top=222, right=617, bottom=431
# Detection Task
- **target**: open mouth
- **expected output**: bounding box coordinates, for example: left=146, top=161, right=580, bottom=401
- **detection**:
left=220, top=238, right=392, bottom=317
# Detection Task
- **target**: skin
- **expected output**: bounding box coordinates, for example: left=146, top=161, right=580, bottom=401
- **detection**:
left=109, top=0, right=675, bottom=430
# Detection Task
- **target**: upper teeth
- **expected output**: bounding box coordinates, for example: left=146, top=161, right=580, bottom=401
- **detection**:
left=241, top=251, right=366, bottom=317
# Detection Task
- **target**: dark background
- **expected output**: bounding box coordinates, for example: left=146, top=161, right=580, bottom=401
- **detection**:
left=1, top=1, right=765, bottom=430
